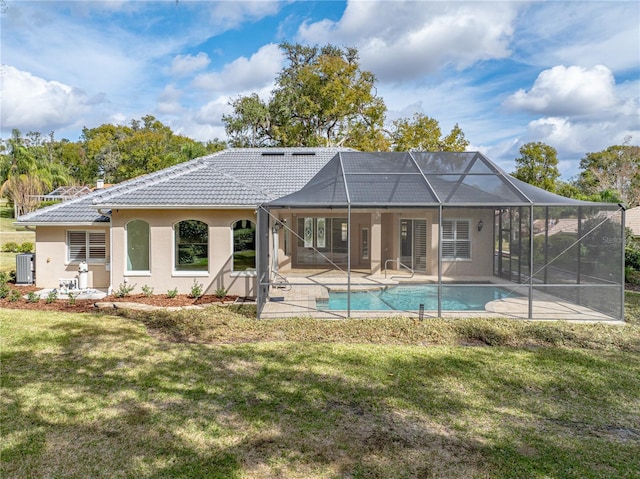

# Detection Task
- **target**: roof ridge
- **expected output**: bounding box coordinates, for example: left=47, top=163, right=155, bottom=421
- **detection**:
left=16, top=187, right=106, bottom=221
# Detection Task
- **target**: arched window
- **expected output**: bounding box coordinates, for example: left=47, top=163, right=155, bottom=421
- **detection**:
left=126, top=220, right=150, bottom=272
left=175, top=220, right=208, bottom=272
left=232, top=219, right=256, bottom=271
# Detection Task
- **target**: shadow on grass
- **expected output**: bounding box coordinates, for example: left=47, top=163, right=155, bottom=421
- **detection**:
left=2, top=313, right=640, bottom=478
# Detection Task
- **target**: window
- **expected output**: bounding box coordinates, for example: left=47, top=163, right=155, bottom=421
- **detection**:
left=126, top=220, right=150, bottom=272
left=67, top=231, right=106, bottom=263
left=361, top=228, right=369, bottom=260
left=296, top=217, right=348, bottom=265
left=174, top=220, right=208, bottom=272
left=232, top=220, right=256, bottom=272
left=442, top=220, right=471, bottom=260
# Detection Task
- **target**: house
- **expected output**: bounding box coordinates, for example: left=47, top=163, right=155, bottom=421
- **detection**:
left=627, top=206, right=640, bottom=238
left=16, top=148, right=626, bottom=320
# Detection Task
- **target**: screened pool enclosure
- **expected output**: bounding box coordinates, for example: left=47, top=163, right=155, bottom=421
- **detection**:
left=256, top=152, right=625, bottom=321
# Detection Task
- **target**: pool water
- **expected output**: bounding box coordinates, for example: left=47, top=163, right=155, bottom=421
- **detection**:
left=316, top=284, right=518, bottom=311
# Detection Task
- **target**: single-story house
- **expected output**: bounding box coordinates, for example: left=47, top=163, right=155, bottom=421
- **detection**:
left=16, top=148, right=626, bottom=320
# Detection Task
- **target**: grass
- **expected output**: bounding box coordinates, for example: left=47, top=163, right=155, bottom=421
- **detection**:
left=114, top=294, right=640, bottom=349
left=2, top=308, right=640, bottom=478
left=626, top=290, right=640, bottom=324
left=0, top=204, right=35, bottom=273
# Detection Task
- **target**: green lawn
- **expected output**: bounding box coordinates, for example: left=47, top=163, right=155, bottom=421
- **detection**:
left=0, top=203, right=35, bottom=273
left=2, top=309, right=639, bottom=478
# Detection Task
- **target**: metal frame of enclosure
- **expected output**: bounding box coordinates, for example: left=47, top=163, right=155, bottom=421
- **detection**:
left=256, top=152, right=625, bottom=321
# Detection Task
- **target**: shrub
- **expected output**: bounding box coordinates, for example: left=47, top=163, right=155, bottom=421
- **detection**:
left=8, top=289, right=21, bottom=302
left=19, top=242, right=34, bottom=253
left=68, top=292, right=78, bottom=306
left=46, top=289, right=58, bottom=304
left=0, top=272, right=8, bottom=285
left=26, top=291, right=39, bottom=303
left=2, top=242, right=19, bottom=253
left=39, top=200, right=60, bottom=208
left=214, top=287, right=227, bottom=299
left=114, top=282, right=136, bottom=298
left=626, top=247, right=640, bottom=271
left=189, top=279, right=203, bottom=299
left=141, top=285, right=155, bottom=297
left=167, top=287, right=178, bottom=299
left=0, top=283, right=10, bottom=299
left=626, top=266, right=640, bottom=285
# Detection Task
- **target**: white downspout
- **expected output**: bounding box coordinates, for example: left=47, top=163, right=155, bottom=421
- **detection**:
left=98, top=209, right=113, bottom=295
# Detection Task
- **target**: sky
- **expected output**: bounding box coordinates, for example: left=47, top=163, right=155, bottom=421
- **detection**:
left=1, top=0, right=639, bottom=178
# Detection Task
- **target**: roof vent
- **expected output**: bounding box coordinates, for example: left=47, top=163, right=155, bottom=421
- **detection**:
left=292, top=152, right=316, bottom=156
left=262, top=152, right=285, bottom=156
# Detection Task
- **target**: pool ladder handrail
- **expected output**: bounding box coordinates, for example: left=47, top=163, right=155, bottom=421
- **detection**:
left=271, top=271, right=292, bottom=291
left=384, top=259, right=415, bottom=280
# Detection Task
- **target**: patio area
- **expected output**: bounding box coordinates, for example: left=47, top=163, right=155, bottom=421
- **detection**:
left=259, top=270, right=620, bottom=322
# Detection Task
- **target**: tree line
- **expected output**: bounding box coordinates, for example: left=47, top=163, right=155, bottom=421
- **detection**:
left=1, top=43, right=638, bottom=218
left=512, top=140, right=639, bottom=208
left=0, top=116, right=225, bottom=216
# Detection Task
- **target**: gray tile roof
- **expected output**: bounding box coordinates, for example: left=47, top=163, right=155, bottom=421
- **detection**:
left=15, top=190, right=111, bottom=224
left=16, top=148, right=348, bottom=224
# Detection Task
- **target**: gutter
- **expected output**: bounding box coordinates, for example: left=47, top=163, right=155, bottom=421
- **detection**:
left=14, top=221, right=110, bottom=227
left=91, top=204, right=257, bottom=210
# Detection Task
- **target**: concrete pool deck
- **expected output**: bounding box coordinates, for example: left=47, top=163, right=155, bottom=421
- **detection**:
left=260, top=270, right=621, bottom=322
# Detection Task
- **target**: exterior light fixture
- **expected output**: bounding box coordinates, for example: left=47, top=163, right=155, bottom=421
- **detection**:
left=477, top=219, right=484, bottom=232
left=273, top=219, right=286, bottom=233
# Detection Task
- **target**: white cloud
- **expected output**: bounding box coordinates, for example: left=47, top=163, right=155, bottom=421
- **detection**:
left=169, top=52, right=210, bottom=77
left=207, top=1, right=281, bottom=29
left=1, top=65, right=95, bottom=131
left=2, top=4, right=146, bottom=97
left=156, top=85, right=185, bottom=115
left=166, top=97, right=232, bottom=142
left=192, top=44, right=283, bottom=93
left=194, top=98, right=233, bottom=126
left=515, top=2, right=640, bottom=72
left=109, top=113, right=128, bottom=126
left=526, top=116, right=638, bottom=154
left=297, top=1, right=519, bottom=83
left=504, top=65, right=617, bottom=116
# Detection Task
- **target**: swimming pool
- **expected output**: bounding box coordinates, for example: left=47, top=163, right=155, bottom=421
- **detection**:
left=316, top=284, right=519, bottom=311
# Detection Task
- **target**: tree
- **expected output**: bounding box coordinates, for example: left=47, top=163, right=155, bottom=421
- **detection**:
left=81, top=116, right=224, bottom=183
left=224, top=43, right=469, bottom=152
left=389, top=114, right=468, bottom=152
left=512, top=142, right=560, bottom=192
left=0, top=129, right=71, bottom=216
left=224, top=94, right=271, bottom=147
left=577, top=142, right=640, bottom=208
left=0, top=174, right=45, bottom=217
left=224, top=43, right=388, bottom=149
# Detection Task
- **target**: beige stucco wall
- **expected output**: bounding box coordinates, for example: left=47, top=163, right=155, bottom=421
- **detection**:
left=33, top=207, right=496, bottom=294
left=110, top=208, right=257, bottom=297
left=439, top=209, right=494, bottom=277
left=627, top=206, right=640, bottom=237
left=34, top=225, right=110, bottom=289
left=272, top=208, right=495, bottom=278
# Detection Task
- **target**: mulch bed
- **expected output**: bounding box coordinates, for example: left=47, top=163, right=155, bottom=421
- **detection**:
left=0, top=285, right=238, bottom=314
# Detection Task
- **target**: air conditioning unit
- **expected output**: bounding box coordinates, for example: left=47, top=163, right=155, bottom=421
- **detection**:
left=16, top=253, right=35, bottom=285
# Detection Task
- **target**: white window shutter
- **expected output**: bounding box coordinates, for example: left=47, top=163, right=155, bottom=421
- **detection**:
left=68, top=231, right=86, bottom=262
left=88, top=232, right=106, bottom=260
